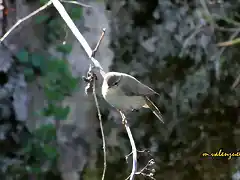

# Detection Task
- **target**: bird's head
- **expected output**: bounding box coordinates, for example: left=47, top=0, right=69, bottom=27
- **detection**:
left=104, top=72, right=122, bottom=88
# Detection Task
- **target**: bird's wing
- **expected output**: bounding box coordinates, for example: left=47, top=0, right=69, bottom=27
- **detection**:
left=144, top=97, right=164, bottom=123
left=120, top=75, right=159, bottom=96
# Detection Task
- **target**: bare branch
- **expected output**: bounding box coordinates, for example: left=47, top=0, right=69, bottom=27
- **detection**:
left=120, top=111, right=137, bottom=180
left=125, top=149, right=150, bottom=161
left=125, top=150, right=156, bottom=180
left=91, top=28, right=106, bottom=58
left=50, top=0, right=105, bottom=77
left=0, top=1, right=138, bottom=179
left=136, top=159, right=155, bottom=174
left=0, top=1, right=52, bottom=42
left=217, top=37, right=240, bottom=47
left=212, top=28, right=240, bottom=61
left=91, top=29, right=107, bottom=180
left=83, top=64, right=107, bottom=180
left=93, top=74, right=107, bottom=180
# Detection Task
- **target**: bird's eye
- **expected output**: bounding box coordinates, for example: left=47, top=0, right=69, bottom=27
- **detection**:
left=112, top=81, right=119, bottom=86
left=108, top=76, right=121, bottom=87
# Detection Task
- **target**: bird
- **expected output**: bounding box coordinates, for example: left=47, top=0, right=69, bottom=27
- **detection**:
left=101, top=72, right=164, bottom=124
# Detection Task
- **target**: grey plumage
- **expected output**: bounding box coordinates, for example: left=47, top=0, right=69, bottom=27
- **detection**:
left=102, top=72, right=164, bottom=123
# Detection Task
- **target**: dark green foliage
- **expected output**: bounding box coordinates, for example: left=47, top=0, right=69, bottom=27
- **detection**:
left=23, top=67, right=35, bottom=81
left=9, top=50, right=78, bottom=178
left=10, top=46, right=78, bottom=178
left=42, top=58, right=79, bottom=100
left=1, top=2, right=84, bottom=178
left=5, top=124, right=58, bottom=177
left=34, top=14, right=51, bottom=24
left=15, top=48, right=80, bottom=122
left=45, top=18, right=66, bottom=43
left=39, top=0, right=49, bottom=5
left=56, top=43, right=73, bottom=54
left=16, top=49, right=29, bottom=63
left=69, top=6, right=83, bottom=20
left=41, top=103, right=71, bottom=120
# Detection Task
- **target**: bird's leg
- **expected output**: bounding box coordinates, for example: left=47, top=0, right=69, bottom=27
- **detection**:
left=131, top=108, right=139, bottom=112
left=122, top=117, right=127, bottom=125
left=119, top=110, right=127, bottom=125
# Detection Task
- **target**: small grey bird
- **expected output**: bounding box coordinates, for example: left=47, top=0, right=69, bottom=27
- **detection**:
left=102, top=72, right=164, bottom=123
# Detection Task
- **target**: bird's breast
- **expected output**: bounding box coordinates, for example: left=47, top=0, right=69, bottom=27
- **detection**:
left=102, top=85, right=145, bottom=110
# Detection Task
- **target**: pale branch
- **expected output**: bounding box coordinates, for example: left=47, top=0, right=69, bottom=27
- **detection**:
left=125, top=149, right=150, bottom=161
left=0, top=0, right=90, bottom=43
left=0, top=0, right=104, bottom=76
left=91, top=28, right=106, bottom=58
left=134, top=159, right=156, bottom=180
left=0, top=0, right=138, bottom=179
left=120, top=111, right=137, bottom=180
left=0, top=1, right=52, bottom=42
left=51, top=1, right=138, bottom=179
left=50, top=0, right=105, bottom=77
left=211, top=28, right=240, bottom=61
left=217, top=37, right=240, bottom=47
left=125, top=150, right=156, bottom=180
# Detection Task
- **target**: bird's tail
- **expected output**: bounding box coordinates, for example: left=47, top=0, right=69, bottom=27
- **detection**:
left=143, top=97, right=164, bottom=124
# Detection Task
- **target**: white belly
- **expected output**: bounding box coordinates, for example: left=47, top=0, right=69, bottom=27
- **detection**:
left=102, top=86, right=145, bottom=110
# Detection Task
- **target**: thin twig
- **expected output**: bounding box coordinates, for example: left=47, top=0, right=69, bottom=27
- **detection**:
left=0, top=1, right=52, bottom=42
left=213, top=29, right=240, bottom=87
left=119, top=111, right=137, bottom=180
left=91, top=28, right=106, bottom=58
left=125, top=151, right=155, bottom=180
left=135, top=159, right=155, bottom=175
left=212, top=28, right=240, bottom=61
left=125, top=149, right=150, bottom=161
left=217, top=37, right=240, bottom=47
left=92, top=75, right=106, bottom=180
left=60, top=0, right=92, bottom=8
left=91, top=29, right=107, bottom=180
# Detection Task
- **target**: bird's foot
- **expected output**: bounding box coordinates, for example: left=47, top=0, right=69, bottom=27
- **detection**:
left=119, top=110, right=128, bottom=125
left=131, top=108, right=139, bottom=112
left=122, top=118, right=127, bottom=125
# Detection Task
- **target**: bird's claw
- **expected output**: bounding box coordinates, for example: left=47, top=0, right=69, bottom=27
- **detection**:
left=122, top=118, right=127, bottom=125
left=131, top=108, right=139, bottom=112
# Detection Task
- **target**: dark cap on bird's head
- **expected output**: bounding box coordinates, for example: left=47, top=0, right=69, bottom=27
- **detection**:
left=106, top=75, right=122, bottom=88
left=104, top=72, right=122, bottom=88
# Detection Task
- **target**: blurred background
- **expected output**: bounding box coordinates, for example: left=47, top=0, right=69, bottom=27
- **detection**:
left=0, top=0, right=239, bottom=179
